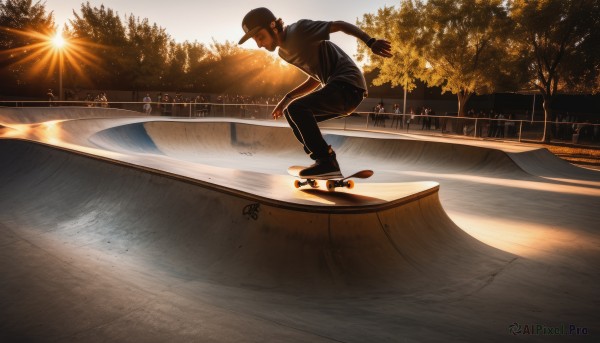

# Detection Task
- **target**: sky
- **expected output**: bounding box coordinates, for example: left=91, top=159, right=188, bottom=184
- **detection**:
left=42, top=0, right=396, bottom=65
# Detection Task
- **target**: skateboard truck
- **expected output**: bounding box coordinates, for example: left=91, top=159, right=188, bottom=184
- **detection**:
left=325, top=179, right=354, bottom=191
left=293, top=178, right=319, bottom=189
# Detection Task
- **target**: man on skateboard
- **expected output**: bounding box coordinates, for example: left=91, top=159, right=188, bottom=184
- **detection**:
left=238, top=8, right=392, bottom=178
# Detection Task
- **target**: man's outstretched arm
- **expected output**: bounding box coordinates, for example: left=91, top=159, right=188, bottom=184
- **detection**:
left=329, top=21, right=393, bottom=58
left=272, top=77, right=321, bottom=120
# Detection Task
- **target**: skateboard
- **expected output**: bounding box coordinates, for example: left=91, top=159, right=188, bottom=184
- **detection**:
left=287, top=165, right=374, bottom=192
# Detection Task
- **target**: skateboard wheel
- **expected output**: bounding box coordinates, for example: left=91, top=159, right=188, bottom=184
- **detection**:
left=346, top=180, right=355, bottom=189
left=294, top=180, right=301, bottom=188
left=308, top=179, right=319, bottom=188
left=326, top=180, right=336, bottom=192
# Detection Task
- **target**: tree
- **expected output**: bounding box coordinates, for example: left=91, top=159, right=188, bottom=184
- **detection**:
left=0, top=0, right=55, bottom=95
left=125, top=15, right=171, bottom=90
left=357, top=5, right=424, bottom=114
left=184, top=41, right=210, bottom=90
left=416, top=0, right=514, bottom=116
left=163, top=40, right=187, bottom=90
left=509, top=0, right=600, bottom=142
left=66, top=5, right=173, bottom=92
left=360, top=0, right=514, bottom=117
left=198, top=40, right=305, bottom=95
left=68, top=2, right=128, bottom=89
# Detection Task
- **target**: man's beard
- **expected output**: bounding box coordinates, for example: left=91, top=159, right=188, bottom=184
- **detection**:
left=266, top=31, right=277, bottom=51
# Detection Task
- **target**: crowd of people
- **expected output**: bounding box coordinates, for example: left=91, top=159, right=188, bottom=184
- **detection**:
left=370, top=104, right=438, bottom=131
left=45, top=89, right=109, bottom=108
left=140, top=93, right=283, bottom=119
left=366, top=104, right=530, bottom=139
left=84, top=92, right=109, bottom=108
left=555, top=113, right=599, bottom=142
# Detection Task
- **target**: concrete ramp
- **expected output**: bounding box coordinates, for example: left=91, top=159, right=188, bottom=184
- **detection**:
left=0, top=140, right=507, bottom=293
left=0, top=139, right=517, bottom=341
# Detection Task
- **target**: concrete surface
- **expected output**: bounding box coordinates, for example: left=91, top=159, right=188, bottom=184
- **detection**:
left=0, top=107, right=599, bottom=342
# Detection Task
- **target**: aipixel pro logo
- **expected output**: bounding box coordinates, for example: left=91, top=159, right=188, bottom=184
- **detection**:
left=509, top=322, right=589, bottom=336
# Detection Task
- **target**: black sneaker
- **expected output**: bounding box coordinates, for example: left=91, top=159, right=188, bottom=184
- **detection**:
left=299, top=149, right=342, bottom=179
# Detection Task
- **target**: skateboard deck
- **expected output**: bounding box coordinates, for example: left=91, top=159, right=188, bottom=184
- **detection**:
left=287, top=165, right=374, bottom=192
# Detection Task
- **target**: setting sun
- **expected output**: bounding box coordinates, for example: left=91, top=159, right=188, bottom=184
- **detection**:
left=51, top=33, right=65, bottom=49
left=0, top=25, right=103, bottom=88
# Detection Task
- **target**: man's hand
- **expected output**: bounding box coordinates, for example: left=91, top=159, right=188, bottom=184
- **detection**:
left=370, top=39, right=393, bottom=58
left=272, top=104, right=284, bottom=120
left=272, top=95, right=292, bottom=120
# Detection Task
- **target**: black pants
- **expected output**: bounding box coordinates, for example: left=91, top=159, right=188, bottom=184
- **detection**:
left=284, top=82, right=365, bottom=160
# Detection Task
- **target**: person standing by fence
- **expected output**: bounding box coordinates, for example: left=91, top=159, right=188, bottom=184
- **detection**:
left=46, top=89, right=55, bottom=106
left=143, top=94, right=152, bottom=115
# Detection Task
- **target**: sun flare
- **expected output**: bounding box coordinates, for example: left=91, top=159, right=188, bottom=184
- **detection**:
left=0, top=26, right=104, bottom=86
left=51, top=33, right=65, bottom=49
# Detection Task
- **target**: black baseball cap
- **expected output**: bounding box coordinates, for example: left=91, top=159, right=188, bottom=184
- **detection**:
left=238, top=7, right=276, bottom=44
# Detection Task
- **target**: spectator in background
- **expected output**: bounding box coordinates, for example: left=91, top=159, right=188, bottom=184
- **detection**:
left=162, top=94, right=172, bottom=116
left=497, top=113, right=505, bottom=138
left=85, top=93, right=94, bottom=107
left=506, top=114, right=516, bottom=137
left=99, top=92, right=109, bottom=108
left=371, top=104, right=379, bottom=127
left=421, top=107, right=430, bottom=130
left=156, top=93, right=163, bottom=113
left=93, top=93, right=100, bottom=107
left=489, top=112, right=498, bottom=138
left=372, top=103, right=384, bottom=127
left=143, top=94, right=152, bottom=115
left=46, top=89, right=55, bottom=106
left=172, top=93, right=182, bottom=116
left=406, top=107, right=415, bottom=132
left=378, top=103, right=386, bottom=127
left=391, top=104, right=402, bottom=129
left=193, top=95, right=206, bottom=117
left=441, top=112, right=448, bottom=134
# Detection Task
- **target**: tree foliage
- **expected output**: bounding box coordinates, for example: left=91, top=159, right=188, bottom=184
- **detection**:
left=0, top=0, right=55, bottom=93
left=359, top=0, right=513, bottom=116
left=64, top=3, right=305, bottom=95
left=419, top=0, right=514, bottom=116
left=509, top=0, right=600, bottom=141
left=358, top=3, right=427, bottom=96
left=200, top=40, right=305, bottom=95
left=358, top=0, right=597, bottom=122
left=68, top=2, right=129, bottom=89
left=125, top=15, right=171, bottom=90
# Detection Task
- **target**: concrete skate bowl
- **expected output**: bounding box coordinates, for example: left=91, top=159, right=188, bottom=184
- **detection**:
left=89, top=120, right=539, bottom=177
left=7, top=114, right=600, bottom=341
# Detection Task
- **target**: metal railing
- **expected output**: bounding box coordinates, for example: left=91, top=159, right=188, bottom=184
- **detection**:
left=2, top=100, right=599, bottom=147
left=322, top=112, right=600, bottom=146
